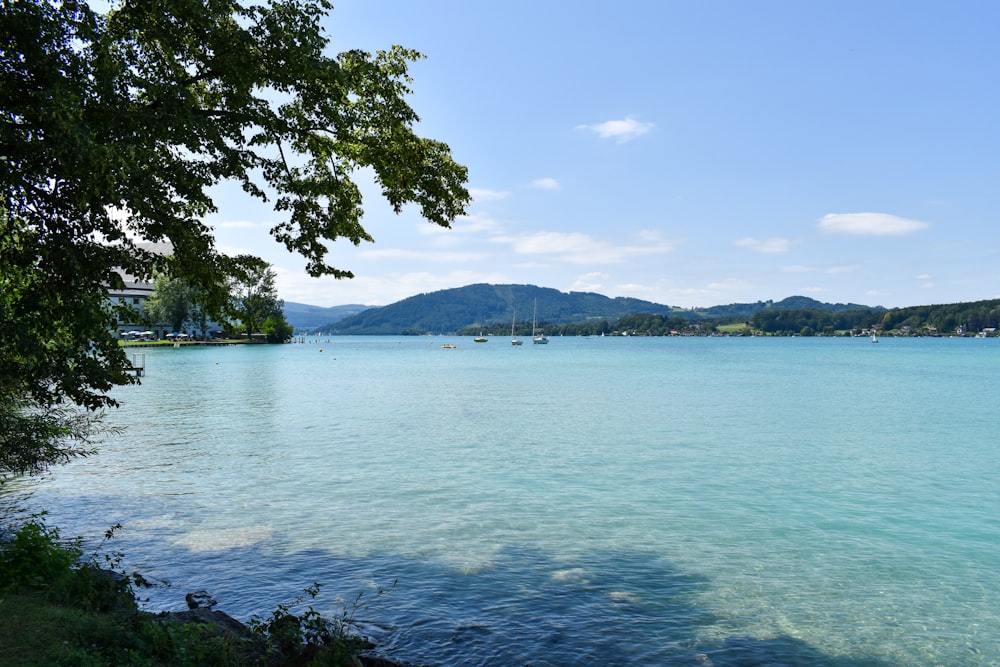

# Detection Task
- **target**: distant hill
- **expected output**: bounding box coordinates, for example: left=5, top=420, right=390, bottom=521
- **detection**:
left=314, top=284, right=680, bottom=335
left=309, top=284, right=877, bottom=335
left=689, top=295, right=876, bottom=320
left=292, top=285, right=1000, bottom=336
left=283, top=302, right=371, bottom=331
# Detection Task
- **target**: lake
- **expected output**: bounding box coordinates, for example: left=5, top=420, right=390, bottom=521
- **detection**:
left=6, top=336, right=999, bottom=665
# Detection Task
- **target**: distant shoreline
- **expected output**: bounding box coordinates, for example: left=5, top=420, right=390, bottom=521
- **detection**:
left=119, top=340, right=249, bottom=348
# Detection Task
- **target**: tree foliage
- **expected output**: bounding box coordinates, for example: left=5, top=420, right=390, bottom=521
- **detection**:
left=144, top=273, right=198, bottom=334
left=0, top=397, right=105, bottom=483
left=228, top=255, right=284, bottom=337
left=877, top=299, right=1000, bottom=334
left=1, top=0, right=469, bottom=414
left=615, top=313, right=697, bottom=334
left=1, top=0, right=469, bottom=478
left=748, top=299, right=1000, bottom=335
left=750, top=308, right=878, bottom=335
left=262, top=314, right=295, bottom=343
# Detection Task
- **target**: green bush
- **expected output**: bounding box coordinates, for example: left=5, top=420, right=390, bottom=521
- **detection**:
left=0, top=515, right=81, bottom=592
left=249, top=583, right=374, bottom=665
left=0, top=516, right=396, bottom=665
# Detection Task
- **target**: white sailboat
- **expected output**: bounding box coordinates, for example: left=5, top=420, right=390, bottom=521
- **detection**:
left=532, top=299, right=548, bottom=344
left=511, top=310, right=523, bottom=346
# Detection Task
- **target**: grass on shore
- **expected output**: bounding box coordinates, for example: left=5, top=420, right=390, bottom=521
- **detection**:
left=715, top=323, right=752, bottom=333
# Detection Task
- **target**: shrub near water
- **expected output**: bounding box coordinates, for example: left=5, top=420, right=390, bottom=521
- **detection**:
left=0, top=516, right=383, bottom=666
left=0, top=516, right=81, bottom=591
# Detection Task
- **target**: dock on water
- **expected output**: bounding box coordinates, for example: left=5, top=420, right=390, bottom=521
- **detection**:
left=128, top=352, right=146, bottom=377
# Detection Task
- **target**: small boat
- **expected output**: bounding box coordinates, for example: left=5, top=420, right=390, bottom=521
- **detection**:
left=441, top=343, right=457, bottom=349
left=511, top=310, right=522, bottom=346
left=532, top=299, right=548, bottom=344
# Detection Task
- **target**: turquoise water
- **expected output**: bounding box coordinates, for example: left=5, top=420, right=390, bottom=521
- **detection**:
left=7, top=336, right=1000, bottom=665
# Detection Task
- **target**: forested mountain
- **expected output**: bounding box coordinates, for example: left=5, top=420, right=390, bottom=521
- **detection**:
left=314, top=284, right=678, bottom=334
left=310, top=284, right=873, bottom=335
left=300, top=283, right=998, bottom=336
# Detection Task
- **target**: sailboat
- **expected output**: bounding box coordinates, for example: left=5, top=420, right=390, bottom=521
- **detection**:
left=871, top=328, right=879, bottom=343
left=532, top=299, right=548, bottom=344
left=511, top=310, right=523, bottom=346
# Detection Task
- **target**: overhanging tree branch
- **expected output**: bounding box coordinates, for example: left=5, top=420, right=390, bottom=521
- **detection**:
left=2, top=0, right=470, bottom=422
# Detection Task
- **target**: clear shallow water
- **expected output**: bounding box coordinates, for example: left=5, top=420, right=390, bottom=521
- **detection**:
left=6, top=336, right=1000, bottom=665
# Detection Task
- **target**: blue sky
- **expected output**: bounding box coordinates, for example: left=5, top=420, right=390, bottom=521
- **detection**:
left=208, top=1, right=1000, bottom=309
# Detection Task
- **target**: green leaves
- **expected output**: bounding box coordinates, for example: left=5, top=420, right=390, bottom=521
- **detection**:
left=2, top=0, right=469, bottom=417
left=226, top=255, right=283, bottom=337
left=144, top=273, right=199, bottom=334
left=0, top=398, right=102, bottom=480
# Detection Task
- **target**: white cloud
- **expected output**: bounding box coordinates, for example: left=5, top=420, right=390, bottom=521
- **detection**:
left=359, top=247, right=489, bottom=263
left=824, top=264, right=861, bottom=274
left=496, top=230, right=674, bottom=265
left=734, top=237, right=793, bottom=253
left=531, top=177, right=560, bottom=190
left=505, top=232, right=603, bottom=258
left=469, top=188, right=509, bottom=202
left=216, top=241, right=262, bottom=257
left=613, top=278, right=755, bottom=309
left=572, top=272, right=610, bottom=292
left=781, top=263, right=860, bottom=274
left=419, top=212, right=498, bottom=236
left=592, top=279, right=707, bottom=307
left=576, top=116, right=654, bottom=143
left=276, top=269, right=511, bottom=307
left=818, top=212, right=930, bottom=236
left=453, top=212, right=501, bottom=234
left=707, top=278, right=751, bottom=291
left=614, top=282, right=653, bottom=293
left=634, top=229, right=671, bottom=243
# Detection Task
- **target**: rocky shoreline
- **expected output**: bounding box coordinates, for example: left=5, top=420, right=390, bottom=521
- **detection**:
left=156, top=590, right=409, bottom=667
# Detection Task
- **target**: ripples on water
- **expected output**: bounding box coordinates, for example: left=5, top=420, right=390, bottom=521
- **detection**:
left=5, top=337, right=1000, bottom=665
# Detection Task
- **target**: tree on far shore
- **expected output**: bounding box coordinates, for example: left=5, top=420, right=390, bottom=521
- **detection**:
left=228, top=256, right=288, bottom=339
left=144, top=273, right=198, bottom=335
left=262, top=314, right=295, bottom=343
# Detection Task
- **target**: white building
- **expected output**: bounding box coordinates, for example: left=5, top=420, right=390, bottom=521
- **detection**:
left=107, top=241, right=168, bottom=337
